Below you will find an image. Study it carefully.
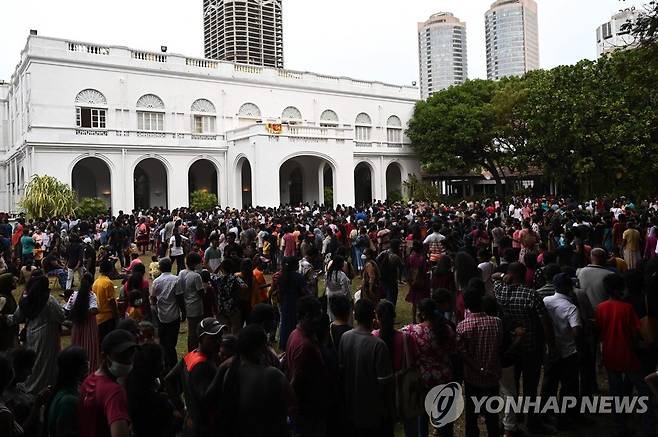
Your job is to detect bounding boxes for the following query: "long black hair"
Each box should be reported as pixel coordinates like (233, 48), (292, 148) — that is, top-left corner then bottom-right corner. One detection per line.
(376, 300), (396, 358)
(219, 325), (268, 434)
(19, 273), (49, 320)
(418, 298), (449, 346)
(70, 273), (95, 325)
(240, 258), (254, 290)
(327, 255), (345, 283)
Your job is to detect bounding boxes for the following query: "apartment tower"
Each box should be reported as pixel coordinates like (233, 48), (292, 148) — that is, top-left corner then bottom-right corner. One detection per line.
(418, 12), (468, 99)
(485, 0), (539, 80)
(203, 0), (284, 68)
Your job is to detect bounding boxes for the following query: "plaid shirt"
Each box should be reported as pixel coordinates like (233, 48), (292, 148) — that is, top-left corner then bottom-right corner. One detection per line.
(494, 280), (547, 352)
(457, 313), (503, 388)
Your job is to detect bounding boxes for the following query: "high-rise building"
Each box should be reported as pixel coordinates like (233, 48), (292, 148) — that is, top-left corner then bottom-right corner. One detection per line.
(596, 8), (641, 57)
(203, 0), (284, 68)
(417, 12), (468, 99)
(485, 0), (539, 80)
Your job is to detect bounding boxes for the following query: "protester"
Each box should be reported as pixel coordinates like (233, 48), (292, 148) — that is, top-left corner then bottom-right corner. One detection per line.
(340, 298), (395, 437)
(6, 274), (65, 393)
(94, 260), (120, 344)
(45, 346), (89, 437)
(66, 272), (100, 372)
(151, 257), (185, 369)
(285, 295), (328, 436)
(78, 329), (137, 437)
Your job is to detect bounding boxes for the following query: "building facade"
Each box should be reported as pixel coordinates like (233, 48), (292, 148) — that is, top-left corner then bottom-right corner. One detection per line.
(596, 8), (640, 57)
(203, 0), (284, 68)
(417, 12), (468, 99)
(485, 0), (539, 80)
(0, 35), (420, 214)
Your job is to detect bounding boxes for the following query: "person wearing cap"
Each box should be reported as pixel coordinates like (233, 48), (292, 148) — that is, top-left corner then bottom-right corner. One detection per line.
(540, 273), (582, 429)
(78, 329), (137, 437)
(165, 317), (225, 437)
(83, 235), (97, 275)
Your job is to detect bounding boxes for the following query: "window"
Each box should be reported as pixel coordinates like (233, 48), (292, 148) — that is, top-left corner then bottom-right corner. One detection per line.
(387, 115), (403, 144)
(354, 112), (372, 141)
(137, 111), (164, 131)
(320, 109), (339, 127)
(75, 89), (107, 129)
(191, 99), (217, 134)
(282, 106), (302, 123)
(238, 102), (261, 118)
(76, 107), (106, 128)
(193, 115), (216, 134)
(136, 94), (165, 131)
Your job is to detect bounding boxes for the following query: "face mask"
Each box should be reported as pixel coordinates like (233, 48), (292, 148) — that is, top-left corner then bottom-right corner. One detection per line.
(361, 254), (367, 260)
(108, 359), (133, 378)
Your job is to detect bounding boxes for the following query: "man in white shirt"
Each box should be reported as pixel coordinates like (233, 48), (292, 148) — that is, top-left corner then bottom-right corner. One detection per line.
(541, 273), (581, 428)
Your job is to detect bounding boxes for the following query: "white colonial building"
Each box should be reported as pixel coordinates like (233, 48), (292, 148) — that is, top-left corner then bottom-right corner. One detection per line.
(0, 35), (420, 214)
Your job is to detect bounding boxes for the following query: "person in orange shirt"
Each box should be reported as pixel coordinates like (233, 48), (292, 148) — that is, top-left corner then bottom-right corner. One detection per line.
(251, 257), (270, 307)
(93, 260), (119, 344)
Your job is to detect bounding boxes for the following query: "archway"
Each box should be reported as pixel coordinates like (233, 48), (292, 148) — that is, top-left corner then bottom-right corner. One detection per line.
(386, 163), (402, 201)
(188, 159), (218, 200)
(238, 158), (253, 208)
(354, 162), (373, 205)
(134, 158), (168, 209)
(279, 156), (335, 206)
(72, 157), (112, 207)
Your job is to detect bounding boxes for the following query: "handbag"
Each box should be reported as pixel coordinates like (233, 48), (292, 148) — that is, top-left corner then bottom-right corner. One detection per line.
(395, 333), (426, 420)
(640, 294), (658, 345)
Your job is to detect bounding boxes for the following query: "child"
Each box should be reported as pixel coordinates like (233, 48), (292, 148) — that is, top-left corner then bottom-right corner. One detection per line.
(149, 255), (161, 280)
(32, 243), (44, 268)
(138, 320), (157, 344)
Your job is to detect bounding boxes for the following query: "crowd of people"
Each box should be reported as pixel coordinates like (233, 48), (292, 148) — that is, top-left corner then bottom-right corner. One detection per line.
(0, 195), (658, 437)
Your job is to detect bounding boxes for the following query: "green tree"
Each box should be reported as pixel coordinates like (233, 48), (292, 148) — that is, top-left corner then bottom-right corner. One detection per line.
(76, 197), (108, 218)
(323, 187), (333, 207)
(189, 190), (217, 211)
(523, 44), (658, 196)
(19, 175), (77, 218)
(406, 79), (523, 194)
(403, 174), (441, 203)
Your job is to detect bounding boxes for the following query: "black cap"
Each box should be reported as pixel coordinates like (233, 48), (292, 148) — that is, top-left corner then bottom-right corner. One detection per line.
(197, 318), (227, 338)
(101, 329), (138, 354)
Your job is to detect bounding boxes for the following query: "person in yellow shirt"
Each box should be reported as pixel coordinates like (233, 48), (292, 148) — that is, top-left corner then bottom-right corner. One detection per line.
(93, 260), (119, 343)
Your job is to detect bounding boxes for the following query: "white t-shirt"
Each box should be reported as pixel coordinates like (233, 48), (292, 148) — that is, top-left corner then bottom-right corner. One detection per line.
(169, 235), (188, 257)
(65, 290), (98, 311)
(543, 293), (581, 359)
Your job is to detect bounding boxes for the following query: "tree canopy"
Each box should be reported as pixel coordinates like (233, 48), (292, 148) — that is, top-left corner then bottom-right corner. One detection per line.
(407, 35), (658, 197)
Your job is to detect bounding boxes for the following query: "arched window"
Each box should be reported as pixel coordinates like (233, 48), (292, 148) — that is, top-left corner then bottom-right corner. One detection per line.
(320, 109), (339, 127)
(75, 89), (107, 129)
(137, 94), (165, 131)
(354, 112), (372, 142)
(238, 103), (261, 118)
(282, 106), (302, 123)
(386, 115), (403, 145)
(190, 99), (216, 134)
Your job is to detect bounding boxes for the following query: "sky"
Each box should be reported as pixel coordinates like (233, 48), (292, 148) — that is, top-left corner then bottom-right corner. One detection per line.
(0, 0), (648, 85)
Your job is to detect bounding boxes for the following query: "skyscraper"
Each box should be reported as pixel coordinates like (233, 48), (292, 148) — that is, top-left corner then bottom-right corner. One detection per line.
(203, 0), (284, 68)
(485, 0), (539, 80)
(596, 8), (641, 57)
(418, 12), (468, 99)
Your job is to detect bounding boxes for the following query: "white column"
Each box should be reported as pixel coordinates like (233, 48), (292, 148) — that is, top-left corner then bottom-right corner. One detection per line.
(318, 162), (325, 206)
